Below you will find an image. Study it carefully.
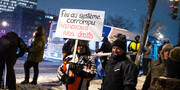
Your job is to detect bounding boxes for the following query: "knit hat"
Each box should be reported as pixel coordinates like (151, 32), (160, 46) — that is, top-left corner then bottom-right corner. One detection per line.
(169, 47), (180, 62)
(114, 33), (122, 38)
(112, 34), (126, 51)
(71, 40), (91, 55)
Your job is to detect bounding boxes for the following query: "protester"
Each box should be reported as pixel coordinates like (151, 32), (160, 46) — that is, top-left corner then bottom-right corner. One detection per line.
(57, 40), (96, 90)
(166, 47), (180, 79)
(142, 42), (152, 75)
(142, 44), (174, 90)
(101, 34), (139, 90)
(96, 36), (112, 69)
(0, 32), (27, 90)
(128, 35), (140, 62)
(21, 26), (45, 85)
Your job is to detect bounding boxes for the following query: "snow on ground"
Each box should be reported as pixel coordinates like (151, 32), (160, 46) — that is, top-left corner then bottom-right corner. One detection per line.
(1, 60), (146, 90)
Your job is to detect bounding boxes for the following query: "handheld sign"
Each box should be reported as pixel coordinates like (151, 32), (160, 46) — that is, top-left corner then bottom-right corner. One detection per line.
(55, 9), (105, 41)
(55, 9), (105, 76)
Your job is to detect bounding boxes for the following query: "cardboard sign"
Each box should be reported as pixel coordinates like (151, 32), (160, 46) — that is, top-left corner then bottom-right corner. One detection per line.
(55, 9), (105, 41)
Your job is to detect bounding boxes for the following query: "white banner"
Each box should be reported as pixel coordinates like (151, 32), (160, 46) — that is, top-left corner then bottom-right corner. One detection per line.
(55, 9), (105, 41)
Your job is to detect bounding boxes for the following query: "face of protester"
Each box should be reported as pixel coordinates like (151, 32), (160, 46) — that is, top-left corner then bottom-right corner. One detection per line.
(164, 50), (169, 60)
(135, 37), (140, 41)
(112, 46), (125, 56)
(77, 45), (86, 55)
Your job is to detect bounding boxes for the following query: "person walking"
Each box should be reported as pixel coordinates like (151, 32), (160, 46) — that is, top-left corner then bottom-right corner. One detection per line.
(101, 34), (139, 90)
(128, 35), (140, 62)
(57, 40), (96, 90)
(21, 26), (45, 85)
(96, 36), (112, 69)
(0, 32), (27, 90)
(142, 44), (174, 90)
(142, 42), (152, 75)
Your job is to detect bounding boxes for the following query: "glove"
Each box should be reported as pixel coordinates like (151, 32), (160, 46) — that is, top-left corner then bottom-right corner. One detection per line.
(69, 63), (84, 74)
(60, 74), (68, 84)
(65, 76), (75, 84)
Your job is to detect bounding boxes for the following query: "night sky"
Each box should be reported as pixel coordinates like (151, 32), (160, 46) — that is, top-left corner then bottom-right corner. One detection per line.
(37, 0), (179, 45)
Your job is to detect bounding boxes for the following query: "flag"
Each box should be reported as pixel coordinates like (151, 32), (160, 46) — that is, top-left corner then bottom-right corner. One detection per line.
(94, 56), (104, 79)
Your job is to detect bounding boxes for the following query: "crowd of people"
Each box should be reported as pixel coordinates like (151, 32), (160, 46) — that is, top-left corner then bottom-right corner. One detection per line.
(0, 26), (180, 90)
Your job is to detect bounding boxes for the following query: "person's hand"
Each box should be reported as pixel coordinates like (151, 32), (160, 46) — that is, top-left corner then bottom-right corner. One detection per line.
(65, 76), (75, 84)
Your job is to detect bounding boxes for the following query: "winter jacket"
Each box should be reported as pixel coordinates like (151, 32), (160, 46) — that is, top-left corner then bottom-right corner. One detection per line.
(128, 40), (140, 53)
(0, 32), (26, 90)
(57, 54), (96, 90)
(27, 30), (45, 62)
(101, 55), (138, 90)
(142, 44), (174, 90)
(142, 57), (167, 90)
(166, 47), (180, 79)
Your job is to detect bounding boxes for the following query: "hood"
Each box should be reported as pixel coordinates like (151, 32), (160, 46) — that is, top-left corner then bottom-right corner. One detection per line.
(169, 47), (180, 62)
(35, 26), (45, 36)
(160, 44), (174, 62)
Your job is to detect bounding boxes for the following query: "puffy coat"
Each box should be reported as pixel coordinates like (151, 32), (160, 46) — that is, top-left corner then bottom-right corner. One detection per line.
(101, 55), (138, 90)
(57, 54), (96, 90)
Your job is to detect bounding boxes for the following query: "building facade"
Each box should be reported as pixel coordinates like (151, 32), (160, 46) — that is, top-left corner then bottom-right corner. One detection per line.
(0, 0), (37, 13)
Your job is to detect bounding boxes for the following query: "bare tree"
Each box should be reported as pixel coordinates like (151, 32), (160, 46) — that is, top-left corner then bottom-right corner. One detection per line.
(139, 15), (166, 38)
(104, 15), (134, 30)
(135, 0), (157, 68)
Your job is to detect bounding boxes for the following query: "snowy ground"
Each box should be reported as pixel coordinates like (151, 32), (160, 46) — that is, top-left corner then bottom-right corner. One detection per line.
(2, 59), (146, 90)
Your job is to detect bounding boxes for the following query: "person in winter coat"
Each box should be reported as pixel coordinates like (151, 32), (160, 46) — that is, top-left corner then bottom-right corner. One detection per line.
(142, 44), (174, 90)
(166, 47), (180, 79)
(0, 32), (27, 90)
(57, 40), (96, 90)
(101, 34), (139, 90)
(128, 35), (140, 62)
(21, 26), (45, 85)
(96, 36), (112, 69)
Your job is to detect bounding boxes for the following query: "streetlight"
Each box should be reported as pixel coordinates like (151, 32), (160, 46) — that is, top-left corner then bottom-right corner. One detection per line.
(159, 34), (163, 39)
(2, 21), (8, 27)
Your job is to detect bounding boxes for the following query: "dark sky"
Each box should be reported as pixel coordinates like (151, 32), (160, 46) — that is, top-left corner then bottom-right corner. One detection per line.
(37, 0), (179, 45)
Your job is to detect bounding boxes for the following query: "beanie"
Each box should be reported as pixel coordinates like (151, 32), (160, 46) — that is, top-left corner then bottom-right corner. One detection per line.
(112, 34), (126, 51)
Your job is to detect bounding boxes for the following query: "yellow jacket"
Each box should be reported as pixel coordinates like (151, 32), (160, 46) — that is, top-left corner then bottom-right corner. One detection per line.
(128, 41), (140, 53)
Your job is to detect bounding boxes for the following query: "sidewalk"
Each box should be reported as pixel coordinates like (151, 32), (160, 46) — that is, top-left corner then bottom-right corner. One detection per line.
(7, 60), (145, 90)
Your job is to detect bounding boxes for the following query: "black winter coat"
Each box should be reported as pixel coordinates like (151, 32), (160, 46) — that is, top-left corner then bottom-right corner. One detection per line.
(101, 55), (138, 90)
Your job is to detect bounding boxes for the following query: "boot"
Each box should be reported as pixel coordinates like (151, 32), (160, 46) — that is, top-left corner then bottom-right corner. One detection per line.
(21, 80), (29, 84)
(30, 80), (37, 85)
